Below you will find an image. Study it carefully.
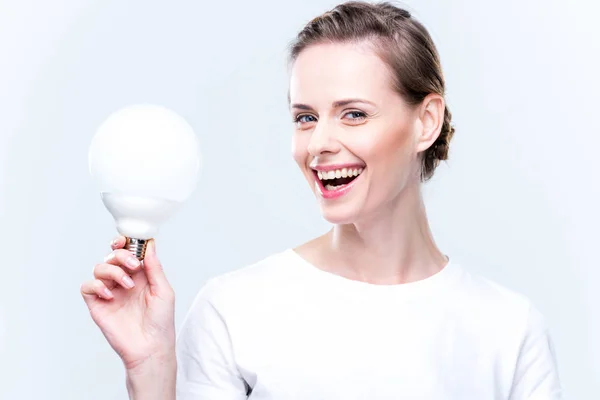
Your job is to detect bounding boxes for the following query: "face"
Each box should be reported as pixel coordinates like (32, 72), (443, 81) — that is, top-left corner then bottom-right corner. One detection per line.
(289, 41), (428, 225)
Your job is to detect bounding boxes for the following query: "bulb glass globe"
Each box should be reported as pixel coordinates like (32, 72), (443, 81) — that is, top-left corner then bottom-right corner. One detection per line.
(89, 104), (201, 258)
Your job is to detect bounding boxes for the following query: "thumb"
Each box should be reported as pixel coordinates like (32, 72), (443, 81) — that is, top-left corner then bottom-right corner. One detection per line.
(142, 239), (170, 295)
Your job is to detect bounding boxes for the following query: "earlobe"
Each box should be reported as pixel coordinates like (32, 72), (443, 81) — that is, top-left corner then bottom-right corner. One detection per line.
(416, 94), (445, 153)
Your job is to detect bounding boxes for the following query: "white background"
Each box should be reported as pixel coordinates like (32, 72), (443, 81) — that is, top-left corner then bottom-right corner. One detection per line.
(0, 0), (598, 398)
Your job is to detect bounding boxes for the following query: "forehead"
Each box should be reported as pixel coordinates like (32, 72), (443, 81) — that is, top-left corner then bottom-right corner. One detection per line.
(289, 42), (395, 105)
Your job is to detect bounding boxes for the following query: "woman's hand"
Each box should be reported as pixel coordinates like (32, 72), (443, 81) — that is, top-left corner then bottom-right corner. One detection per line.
(80, 237), (176, 372)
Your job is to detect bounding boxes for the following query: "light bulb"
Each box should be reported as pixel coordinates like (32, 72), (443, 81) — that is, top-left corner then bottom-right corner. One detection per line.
(89, 104), (201, 259)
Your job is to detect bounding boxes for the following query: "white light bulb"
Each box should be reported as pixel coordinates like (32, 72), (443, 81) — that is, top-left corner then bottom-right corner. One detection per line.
(89, 104), (201, 259)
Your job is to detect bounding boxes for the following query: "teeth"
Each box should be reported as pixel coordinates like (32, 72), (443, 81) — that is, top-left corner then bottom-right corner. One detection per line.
(325, 184), (336, 190)
(317, 167), (364, 180)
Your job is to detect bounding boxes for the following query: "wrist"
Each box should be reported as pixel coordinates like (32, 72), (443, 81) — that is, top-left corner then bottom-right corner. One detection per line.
(124, 345), (176, 373)
(124, 347), (177, 378)
(125, 350), (177, 400)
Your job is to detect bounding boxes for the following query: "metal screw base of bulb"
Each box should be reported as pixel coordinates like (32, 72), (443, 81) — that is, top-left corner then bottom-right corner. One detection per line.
(125, 237), (149, 260)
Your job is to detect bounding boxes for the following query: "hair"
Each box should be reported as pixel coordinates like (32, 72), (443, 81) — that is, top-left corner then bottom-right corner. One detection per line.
(287, 1), (455, 182)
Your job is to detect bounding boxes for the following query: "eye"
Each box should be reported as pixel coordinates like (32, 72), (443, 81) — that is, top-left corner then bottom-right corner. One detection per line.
(343, 110), (367, 122)
(293, 114), (317, 126)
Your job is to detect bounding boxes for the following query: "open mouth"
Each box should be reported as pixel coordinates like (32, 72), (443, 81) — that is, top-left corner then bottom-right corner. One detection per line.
(315, 167), (364, 191)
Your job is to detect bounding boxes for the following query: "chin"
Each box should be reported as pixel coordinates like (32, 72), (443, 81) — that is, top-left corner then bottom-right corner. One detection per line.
(318, 201), (363, 225)
(306, 169), (372, 225)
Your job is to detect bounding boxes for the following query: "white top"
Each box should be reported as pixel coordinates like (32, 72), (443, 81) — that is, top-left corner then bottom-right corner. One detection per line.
(176, 249), (563, 399)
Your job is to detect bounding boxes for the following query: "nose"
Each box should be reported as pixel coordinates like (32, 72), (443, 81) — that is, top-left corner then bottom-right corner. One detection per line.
(307, 120), (341, 157)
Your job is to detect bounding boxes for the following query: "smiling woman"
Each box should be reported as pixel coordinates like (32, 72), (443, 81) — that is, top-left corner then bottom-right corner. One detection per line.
(289, 37), (438, 223)
(174, 2), (563, 399)
(81, 1), (564, 399)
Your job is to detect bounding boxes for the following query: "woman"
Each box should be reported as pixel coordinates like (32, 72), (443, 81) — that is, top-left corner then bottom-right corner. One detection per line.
(80, 2), (563, 399)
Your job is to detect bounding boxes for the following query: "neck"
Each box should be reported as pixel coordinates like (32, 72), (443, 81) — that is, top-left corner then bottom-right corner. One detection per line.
(327, 181), (447, 284)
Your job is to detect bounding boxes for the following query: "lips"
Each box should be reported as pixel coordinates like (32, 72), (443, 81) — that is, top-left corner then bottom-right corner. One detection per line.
(311, 165), (365, 200)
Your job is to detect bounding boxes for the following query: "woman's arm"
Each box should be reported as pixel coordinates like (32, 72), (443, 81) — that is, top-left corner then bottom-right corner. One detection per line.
(176, 277), (249, 399)
(125, 350), (177, 400)
(508, 303), (563, 399)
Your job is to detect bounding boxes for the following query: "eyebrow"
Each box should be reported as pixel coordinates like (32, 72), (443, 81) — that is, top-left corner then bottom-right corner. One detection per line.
(290, 98), (376, 111)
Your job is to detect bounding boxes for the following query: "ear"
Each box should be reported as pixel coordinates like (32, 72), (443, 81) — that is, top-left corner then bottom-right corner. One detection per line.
(415, 94), (445, 153)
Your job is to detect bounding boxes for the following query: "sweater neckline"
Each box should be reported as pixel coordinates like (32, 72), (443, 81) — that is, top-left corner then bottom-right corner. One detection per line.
(285, 248), (464, 297)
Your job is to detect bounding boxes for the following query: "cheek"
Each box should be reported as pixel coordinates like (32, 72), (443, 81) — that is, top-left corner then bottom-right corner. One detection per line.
(354, 121), (415, 165)
(291, 131), (308, 167)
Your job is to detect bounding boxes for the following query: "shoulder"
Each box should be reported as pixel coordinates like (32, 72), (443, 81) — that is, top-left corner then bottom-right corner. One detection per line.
(179, 249), (299, 342)
(207, 248), (297, 289)
(451, 262), (550, 339)
(191, 249), (300, 310)
(458, 266), (532, 308)
(452, 265), (562, 397)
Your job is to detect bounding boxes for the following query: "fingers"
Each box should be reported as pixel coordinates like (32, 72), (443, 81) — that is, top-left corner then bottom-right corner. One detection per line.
(93, 263), (136, 291)
(86, 247), (141, 296)
(80, 236), (140, 306)
(142, 240), (174, 300)
(110, 235), (126, 251)
(104, 249), (142, 272)
(80, 279), (115, 302)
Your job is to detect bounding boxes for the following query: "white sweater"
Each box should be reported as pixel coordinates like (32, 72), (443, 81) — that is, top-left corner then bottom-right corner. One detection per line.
(176, 249), (563, 399)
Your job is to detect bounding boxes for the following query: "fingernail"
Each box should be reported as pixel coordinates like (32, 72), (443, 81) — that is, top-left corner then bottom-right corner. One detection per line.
(127, 257), (141, 268)
(104, 288), (113, 298)
(122, 275), (135, 288)
(111, 238), (119, 247)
